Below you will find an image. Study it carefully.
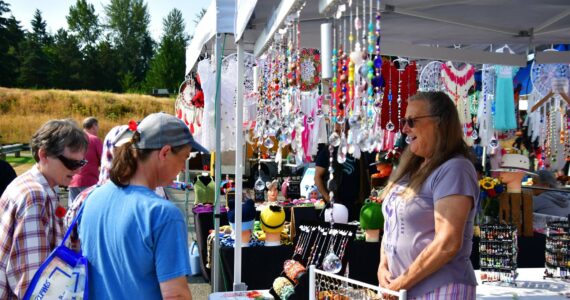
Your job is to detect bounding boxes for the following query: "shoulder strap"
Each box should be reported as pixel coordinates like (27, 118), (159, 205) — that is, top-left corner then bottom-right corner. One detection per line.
(60, 203), (85, 247)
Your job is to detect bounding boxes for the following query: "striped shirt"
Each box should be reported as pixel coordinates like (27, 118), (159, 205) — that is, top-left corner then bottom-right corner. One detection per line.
(0, 165), (64, 299)
(411, 282), (476, 300)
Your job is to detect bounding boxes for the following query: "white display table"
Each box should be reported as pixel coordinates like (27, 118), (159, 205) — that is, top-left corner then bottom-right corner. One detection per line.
(208, 290), (273, 300)
(476, 268), (570, 299)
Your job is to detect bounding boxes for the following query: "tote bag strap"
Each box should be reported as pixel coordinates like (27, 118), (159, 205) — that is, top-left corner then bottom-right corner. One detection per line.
(60, 202), (86, 247)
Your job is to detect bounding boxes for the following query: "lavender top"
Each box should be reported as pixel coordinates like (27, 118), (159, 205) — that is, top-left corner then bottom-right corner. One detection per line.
(382, 156), (479, 297)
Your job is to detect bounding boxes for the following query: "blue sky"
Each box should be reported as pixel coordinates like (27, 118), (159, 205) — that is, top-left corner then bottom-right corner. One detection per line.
(6, 0), (211, 40)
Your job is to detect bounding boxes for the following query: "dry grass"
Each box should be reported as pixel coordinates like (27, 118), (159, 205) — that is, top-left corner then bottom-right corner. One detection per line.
(0, 87), (174, 144)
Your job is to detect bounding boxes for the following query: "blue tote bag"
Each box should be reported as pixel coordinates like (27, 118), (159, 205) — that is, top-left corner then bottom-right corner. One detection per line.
(23, 205), (88, 300)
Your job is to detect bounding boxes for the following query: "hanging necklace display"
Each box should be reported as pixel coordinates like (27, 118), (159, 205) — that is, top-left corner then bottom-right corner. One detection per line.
(357, 0), (376, 154)
(385, 62), (395, 131)
(371, 0), (384, 151)
(327, 23), (340, 212)
(337, 28), (348, 164)
(561, 107), (570, 159)
(322, 229), (343, 273)
(328, 26), (341, 148)
(394, 57), (409, 131)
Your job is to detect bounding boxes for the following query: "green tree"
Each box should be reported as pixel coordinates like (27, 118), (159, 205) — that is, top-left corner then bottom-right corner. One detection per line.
(0, 1), (24, 87)
(92, 38), (121, 91)
(67, 0), (105, 89)
(67, 0), (100, 49)
(144, 8), (188, 92)
(45, 29), (83, 89)
(0, 0), (8, 26)
(105, 0), (154, 91)
(30, 9), (50, 44)
(18, 10), (51, 88)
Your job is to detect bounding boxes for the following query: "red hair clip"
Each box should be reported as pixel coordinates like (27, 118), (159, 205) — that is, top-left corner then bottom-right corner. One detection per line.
(128, 120), (138, 132)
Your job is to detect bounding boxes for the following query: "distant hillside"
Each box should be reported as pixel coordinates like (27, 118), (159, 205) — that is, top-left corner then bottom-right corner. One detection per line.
(0, 87), (174, 144)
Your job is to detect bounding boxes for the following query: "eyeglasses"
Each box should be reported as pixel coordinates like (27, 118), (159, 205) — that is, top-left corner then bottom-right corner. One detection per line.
(57, 155), (88, 171)
(399, 115), (439, 128)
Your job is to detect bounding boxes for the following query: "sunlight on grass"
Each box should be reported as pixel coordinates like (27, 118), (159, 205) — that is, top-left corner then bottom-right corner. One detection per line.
(0, 87), (174, 144)
(5, 156), (34, 165)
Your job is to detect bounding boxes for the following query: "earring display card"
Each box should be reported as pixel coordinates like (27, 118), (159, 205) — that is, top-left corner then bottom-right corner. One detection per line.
(479, 224), (518, 285)
(544, 220), (570, 279)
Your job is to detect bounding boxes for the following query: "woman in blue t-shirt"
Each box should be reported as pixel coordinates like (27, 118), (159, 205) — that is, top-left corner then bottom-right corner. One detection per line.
(378, 92), (479, 299)
(79, 113), (207, 299)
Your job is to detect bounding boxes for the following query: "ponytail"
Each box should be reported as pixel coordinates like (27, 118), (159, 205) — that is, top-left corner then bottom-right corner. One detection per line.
(109, 131), (153, 187)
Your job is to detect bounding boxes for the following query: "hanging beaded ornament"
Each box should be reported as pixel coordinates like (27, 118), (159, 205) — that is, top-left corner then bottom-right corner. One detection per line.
(299, 48), (321, 91)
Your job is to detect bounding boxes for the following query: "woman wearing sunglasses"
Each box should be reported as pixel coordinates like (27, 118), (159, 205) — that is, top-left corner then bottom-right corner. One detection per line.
(378, 91), (479, 299)
(78, 113), (206, 300)
(0, 119), (88, 299)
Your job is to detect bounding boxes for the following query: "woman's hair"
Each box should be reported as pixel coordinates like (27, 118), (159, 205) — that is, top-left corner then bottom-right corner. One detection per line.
(383, 91), (473, 199)
(109, 131), (188, 187)
(31, 119), (88, 162)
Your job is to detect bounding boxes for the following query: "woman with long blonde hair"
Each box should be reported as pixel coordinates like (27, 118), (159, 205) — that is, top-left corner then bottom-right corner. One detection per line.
(378, 92), (479, 299)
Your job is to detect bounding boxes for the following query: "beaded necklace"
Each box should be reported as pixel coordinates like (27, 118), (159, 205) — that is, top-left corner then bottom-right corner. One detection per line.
(365, 0), (375, 130)
(386, 63), (395, 131)
(348, 1), (355, 106)
(561, 107), (570, 159)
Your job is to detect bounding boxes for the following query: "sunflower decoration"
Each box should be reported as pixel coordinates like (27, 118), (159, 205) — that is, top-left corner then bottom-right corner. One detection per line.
(478, 176), (504, 220)
(479, 177), (496, 191)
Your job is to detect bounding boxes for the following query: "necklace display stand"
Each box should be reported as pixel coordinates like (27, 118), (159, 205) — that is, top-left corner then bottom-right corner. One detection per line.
(269, 222), (357, 300)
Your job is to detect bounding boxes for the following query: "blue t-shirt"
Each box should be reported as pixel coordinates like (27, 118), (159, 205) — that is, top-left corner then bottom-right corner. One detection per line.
(79, 182), (191, 299)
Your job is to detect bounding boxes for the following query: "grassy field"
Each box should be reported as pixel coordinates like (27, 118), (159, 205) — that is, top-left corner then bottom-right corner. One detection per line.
(0, 87), (175, 144)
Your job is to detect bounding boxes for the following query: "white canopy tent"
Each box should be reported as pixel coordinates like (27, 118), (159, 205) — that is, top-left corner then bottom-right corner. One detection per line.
(183, 0), (259, 293)
(184, 0), (570, 294)
(245, 0), (570, 66)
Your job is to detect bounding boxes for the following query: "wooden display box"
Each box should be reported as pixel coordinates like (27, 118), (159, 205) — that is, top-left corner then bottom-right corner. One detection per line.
(498, 191), (533, 237)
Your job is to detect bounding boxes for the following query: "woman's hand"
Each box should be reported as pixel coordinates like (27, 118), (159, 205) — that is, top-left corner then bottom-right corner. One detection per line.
(377, 263), (393, 288)
(386, 276), (404, 293)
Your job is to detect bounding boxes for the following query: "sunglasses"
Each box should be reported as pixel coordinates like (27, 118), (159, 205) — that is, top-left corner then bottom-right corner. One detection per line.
(57, 154), (88, 171)
(399, 115), (439, 128)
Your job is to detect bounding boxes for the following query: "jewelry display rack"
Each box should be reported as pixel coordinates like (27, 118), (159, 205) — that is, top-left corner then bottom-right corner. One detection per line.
(544, 219), (570, 279)
(479, 224), (518, 285)
(270, 222), (357, 300)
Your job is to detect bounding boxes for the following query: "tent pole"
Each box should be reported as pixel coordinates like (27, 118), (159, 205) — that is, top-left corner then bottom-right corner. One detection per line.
(212, 32), (225, 293)
(233, 41), (246, 291)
